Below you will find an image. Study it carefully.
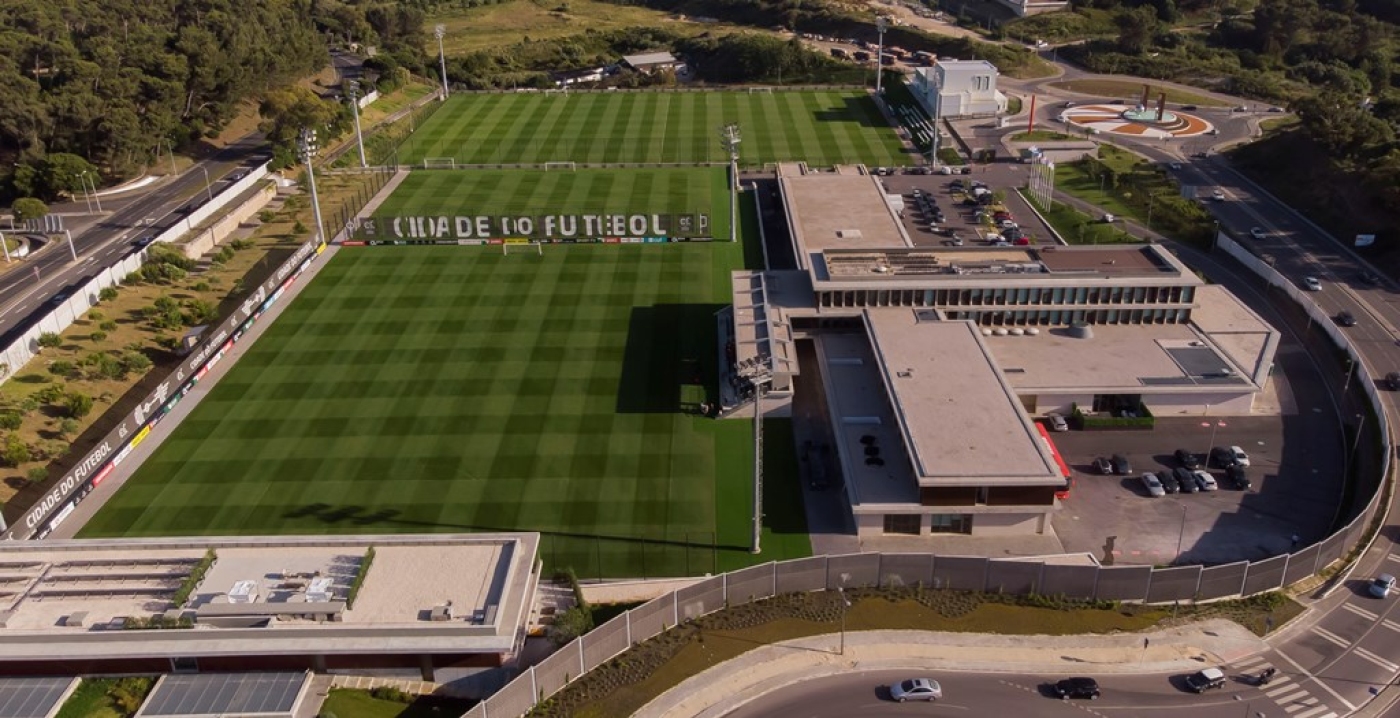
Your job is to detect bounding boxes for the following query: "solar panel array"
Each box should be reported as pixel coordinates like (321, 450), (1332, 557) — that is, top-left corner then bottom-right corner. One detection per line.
(138, 673), (307, 717)
(0, 678), (76, 718)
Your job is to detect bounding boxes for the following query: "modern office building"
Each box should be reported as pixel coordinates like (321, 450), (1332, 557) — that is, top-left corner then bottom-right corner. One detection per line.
(723, 165), (1279, 538)
(910, 60), (1008, 119)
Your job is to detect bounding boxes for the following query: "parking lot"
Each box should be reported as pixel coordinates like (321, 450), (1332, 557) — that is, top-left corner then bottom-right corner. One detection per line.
(877, 171), (1060, 248)
(1047, 415), (1340, 566)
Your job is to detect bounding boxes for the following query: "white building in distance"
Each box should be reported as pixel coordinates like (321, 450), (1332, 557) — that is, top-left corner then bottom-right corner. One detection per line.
(911, 59), (1007, 120)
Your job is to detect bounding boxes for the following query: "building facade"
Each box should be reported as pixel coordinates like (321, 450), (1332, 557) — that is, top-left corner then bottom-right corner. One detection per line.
(911, 60), (1007, 119)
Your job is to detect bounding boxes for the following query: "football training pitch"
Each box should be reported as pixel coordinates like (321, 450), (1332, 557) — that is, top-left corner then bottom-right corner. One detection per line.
(375, 167), (731, 241)
(398, 90), (909, 167)
(80, 238), (811, 576)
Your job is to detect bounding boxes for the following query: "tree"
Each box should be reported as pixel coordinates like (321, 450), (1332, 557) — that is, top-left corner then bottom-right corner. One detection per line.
(12, 198), (48, 222)
(36, 153), (97, 201)
(1115, 7), (1160, 55)
(1, 435), (30, 467)
(36, 332), (61, 349)
(58, 418), (78, 440)
(258, 87), (346, 163)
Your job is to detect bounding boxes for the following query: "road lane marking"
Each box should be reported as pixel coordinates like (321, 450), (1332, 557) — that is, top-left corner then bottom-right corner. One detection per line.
(1382, 618), (1400, 632)
(1310, 627), (1352, 648)
(1353, 646), (1399, 672)
(1293, 708), (1333, 718)
(1341, 603), (1379, 621)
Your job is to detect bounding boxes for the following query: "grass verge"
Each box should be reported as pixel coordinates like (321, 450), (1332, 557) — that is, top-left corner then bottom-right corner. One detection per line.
(1021, 190), (1136, 245)
(1054, 145), (1214, 247)
(54, 677), (155, 718)
(1048, 79), (1229, 107)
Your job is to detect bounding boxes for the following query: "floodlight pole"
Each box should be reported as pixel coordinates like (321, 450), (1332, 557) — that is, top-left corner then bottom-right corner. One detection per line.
(751, 379), (767, 554)
(299, 128), (328, 247)
(62, 229), (78, 262)
(75, 173), (93, 214)
(435, 25), (450, 100)
(720, 124), (741, 244)
(85, 172), (103, 213)
(347, 80), (368, 168)
(875, 16), (888, 96)
(162, 138), (178, 175)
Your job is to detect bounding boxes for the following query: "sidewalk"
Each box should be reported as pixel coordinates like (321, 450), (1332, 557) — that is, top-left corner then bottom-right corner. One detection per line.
(634, 620), (1266, 718)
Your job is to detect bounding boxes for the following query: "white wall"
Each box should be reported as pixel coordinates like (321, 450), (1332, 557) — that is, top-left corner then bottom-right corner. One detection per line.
(972, 512), (1045, 536)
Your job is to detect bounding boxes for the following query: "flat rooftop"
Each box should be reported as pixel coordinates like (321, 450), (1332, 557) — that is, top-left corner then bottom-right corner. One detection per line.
(865, 311), (1062, 486)
(0, 534), (537, 661)
(982, 323), (1252, 392)
(812, 245), (1200, 288)
(1187, 284), (1278, 382)
(779, 166), (909, 267)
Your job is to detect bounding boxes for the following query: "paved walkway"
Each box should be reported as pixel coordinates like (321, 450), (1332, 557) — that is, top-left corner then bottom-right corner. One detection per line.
(634, 620), (1266, 718)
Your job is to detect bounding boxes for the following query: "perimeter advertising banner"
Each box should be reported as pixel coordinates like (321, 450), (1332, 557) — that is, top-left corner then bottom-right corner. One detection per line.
(348, 213), (711, 243)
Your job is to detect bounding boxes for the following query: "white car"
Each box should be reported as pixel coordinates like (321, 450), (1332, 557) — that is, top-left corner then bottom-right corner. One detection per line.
(890, 678), (942, 702)
(1141, 472), (1166, 497)
(1211, 189), (1226, 201)
(1192, 470), (1218, 491)
(1303, 277), (1322, 291)
(1249, 227), (1267, 240)
(1372, 574), (1396, 598)
(1047, 413), (1068, 432)
(1228, 445), (1251, 467)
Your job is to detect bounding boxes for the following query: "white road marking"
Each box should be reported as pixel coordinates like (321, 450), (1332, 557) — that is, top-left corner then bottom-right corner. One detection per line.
(1275, 649), (1357, 710)
(1388, 552), (1400, 563)
(1381, 618), (1400, 633)
(1285, 697), (1320, 713)
(1342, 603), (1379, 621)
(1353, 646), (1399, 672)
(1266, 683), (1304, 699)
(1310, 627), (1352, 648)
(1234, 655), (1267, 668)
(1293, 707), (1334, 718)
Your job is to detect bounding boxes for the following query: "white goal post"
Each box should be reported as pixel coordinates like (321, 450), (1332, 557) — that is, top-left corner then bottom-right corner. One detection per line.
(543, 161), (576, 172)
(747, 86), (774, 94)
(501, 241), (545, 256)
(423, 157), (456, 169)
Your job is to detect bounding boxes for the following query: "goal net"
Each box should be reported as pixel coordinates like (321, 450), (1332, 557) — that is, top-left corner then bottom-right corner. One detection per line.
(501, 241), (544, 256)
(423, 157), (456, 169)
(543, 161), (576, 172)
(748, 86), (774, 94)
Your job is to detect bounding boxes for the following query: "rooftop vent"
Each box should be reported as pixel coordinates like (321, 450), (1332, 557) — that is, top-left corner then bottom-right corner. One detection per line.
(835, 229), (863, 240)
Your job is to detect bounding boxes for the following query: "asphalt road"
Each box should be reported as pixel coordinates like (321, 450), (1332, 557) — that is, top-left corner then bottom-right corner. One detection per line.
(0, 135), (270, 345)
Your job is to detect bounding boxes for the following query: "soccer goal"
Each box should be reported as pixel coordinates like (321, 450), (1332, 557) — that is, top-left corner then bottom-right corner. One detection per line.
(501, 241), (544, 256)
(747, 86), (774, 94)
(543, 161), (576, 172)
(423, 157), (456, 169)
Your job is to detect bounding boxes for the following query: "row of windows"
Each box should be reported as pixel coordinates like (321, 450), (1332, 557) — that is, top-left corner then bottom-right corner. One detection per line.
(946, 308), (1191, 326)
(818, 285), (1194, 309)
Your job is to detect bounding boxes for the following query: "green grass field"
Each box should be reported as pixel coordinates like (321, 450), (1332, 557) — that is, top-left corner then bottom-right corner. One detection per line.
(374, 167), (730, 241)
(397, 90), (909, 167)
(80, 226), (810, 576)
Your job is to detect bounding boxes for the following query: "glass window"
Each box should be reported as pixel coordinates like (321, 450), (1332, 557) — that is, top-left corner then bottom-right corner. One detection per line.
(929, 514), (972, 534)
(884, 515), (921, 535)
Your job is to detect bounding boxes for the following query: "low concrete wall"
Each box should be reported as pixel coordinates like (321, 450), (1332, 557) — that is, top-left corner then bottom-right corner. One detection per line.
(177, 183), (276, 260)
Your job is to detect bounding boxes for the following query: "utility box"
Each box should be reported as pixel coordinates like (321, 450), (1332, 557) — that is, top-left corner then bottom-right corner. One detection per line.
(228, 580), (258, 604)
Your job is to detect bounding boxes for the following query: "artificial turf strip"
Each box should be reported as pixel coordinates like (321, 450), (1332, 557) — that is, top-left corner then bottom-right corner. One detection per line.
(397, 90), (909, 167)
(79, 245), (811, 577)
(375, 167), (731, 242)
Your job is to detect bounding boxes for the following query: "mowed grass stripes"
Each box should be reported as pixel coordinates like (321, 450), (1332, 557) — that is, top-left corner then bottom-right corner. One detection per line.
(79, 245), (810, 576)
(399, 91), (908, 167)
(377, 168), (731, 241)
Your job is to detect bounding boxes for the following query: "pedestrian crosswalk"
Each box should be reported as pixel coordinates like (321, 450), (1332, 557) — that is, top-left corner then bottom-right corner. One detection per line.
(1233, 655), (1338, 718)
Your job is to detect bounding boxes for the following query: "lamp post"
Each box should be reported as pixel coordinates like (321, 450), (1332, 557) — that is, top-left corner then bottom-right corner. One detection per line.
(197, 165), (213, 203)
(1351, 412), (1367, 461)
(161, 138), (178, 175)
(875, 16), (888, 96)
(85, 172), (103, 212)
(1342, 357), (1356, 395)
(1202, 417), (1226, 463)
(837, 582), (852, 655)
(719, 124), (741, 244)
(75, 173), (93, 214)
(434, 25), (450, 100)
(347, 80), (368, 168)
(298, 128), (328, 247)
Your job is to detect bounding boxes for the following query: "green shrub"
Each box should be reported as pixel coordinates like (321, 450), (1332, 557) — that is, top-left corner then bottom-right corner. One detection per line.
(26, 466), (47, 484)
(66, 392), (94, 418)
(173, 550), (217, 607)
(37, 332), (61, 349)
(99, 286), (119, 301)
(120, 351), (152, 374)
(369, 686), (413, 703)
(98, 320), (117, 332)
(1, 435), (30, 467)
(0, 412), (21, 430)
(89, 330), (107, 342)
(346, 547), (375, 609)
(258, 210), (277, 223)
(47, 360), (75, 378)
(35, 385), (65, 403)
(87, 310), (104, 321)
(293, 220), (308, 234)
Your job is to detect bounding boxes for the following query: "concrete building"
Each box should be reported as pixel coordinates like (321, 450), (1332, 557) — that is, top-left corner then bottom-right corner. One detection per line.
(551, 66), (606, 88)
(994, 0), (1071, 16)
(911, 60), (1008, 119)
(721, 164), (1279, 538)
(622, 51), (681, 74)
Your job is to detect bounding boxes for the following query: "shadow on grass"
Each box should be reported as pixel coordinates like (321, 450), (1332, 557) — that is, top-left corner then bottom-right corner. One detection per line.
(615, 303), (723, 414)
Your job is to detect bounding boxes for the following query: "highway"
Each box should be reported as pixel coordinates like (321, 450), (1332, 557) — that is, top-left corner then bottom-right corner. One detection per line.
(0, 135), (270, 347)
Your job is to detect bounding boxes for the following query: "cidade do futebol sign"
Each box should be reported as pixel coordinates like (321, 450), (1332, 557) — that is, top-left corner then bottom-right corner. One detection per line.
(353, 213), (711, 241)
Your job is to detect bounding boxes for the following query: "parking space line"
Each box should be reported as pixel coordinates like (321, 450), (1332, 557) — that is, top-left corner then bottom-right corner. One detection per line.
(1341, 603), (1379, 621)
(1294, 708), (1334, 718)
(1383, 618), (1400, 632)
(1353, 646), (1399, 672)
(1387, 552), (1400, 563)
(1310, 627), (1352, 648)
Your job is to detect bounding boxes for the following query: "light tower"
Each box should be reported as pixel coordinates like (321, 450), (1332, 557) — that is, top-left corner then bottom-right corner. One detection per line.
(719, 124), (741, 244)
(875, 16), (888, 96)
(346, 80), (368, 168)
(434, 24), (450, 100)
(298, 128), (329, 248)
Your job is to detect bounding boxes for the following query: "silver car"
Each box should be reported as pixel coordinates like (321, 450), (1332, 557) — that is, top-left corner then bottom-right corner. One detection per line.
(1047, 412), (1068, 432)
(1192, 470), (1218, 491)
(1371, 574), (1396, 598)
(1140, 472), (1166, 497)
(890, 678), (942, 702)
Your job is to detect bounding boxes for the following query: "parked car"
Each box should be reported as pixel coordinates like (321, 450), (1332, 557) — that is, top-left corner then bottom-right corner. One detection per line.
(1249, 227), (1267, 240)
(1174, 467), (1199, 493)
(1052, 677), (1100, 700)
(1267, 106), (1285, 113)
(1386, 372), (1400, 391)
(1187, 667), (1227, 692)
(1046, 413), (1068, 432)
(1211, 189), (1226, 201)
(1370, 574), (1396, 598)
(1141, 472), (1166, 497)
(1192, 470), (1218, 491)
(890, 678), (942, 702)
(1168, 162), (1181, 170)
(1225, 463), (1251, 490)
(1337, 311), (1357, 327)
(1093, 457), (1113, 475)
(1174, 449), (1202, 470)
(1111, 454), (1132, 475)
(1303, 276), (1322, 291)
(1157, 469), (1180, 494)
(1227, 445), (1251, 467)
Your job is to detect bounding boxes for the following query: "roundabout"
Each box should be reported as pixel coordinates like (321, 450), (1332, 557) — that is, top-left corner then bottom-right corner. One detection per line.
(1059, 103), (1214, 139)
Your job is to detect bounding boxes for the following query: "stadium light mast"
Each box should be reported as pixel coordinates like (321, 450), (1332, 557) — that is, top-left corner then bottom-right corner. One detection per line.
(347, 80), (368, 168)
(298, 128), (328, 247)
(719, 123), (741, 244)
(875, 16), (888, 96)
(434, 24), (450, 100)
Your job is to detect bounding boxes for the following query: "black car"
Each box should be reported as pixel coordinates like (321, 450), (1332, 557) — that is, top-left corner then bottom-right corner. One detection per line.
(949, 180), (966, 191)
(1387, 372), (1400, 391)
(1337, 311), (1357, 327)
(959, 166), (972, 175)
(1360, 271), (1380, 285)
(1092, 457), (1113, 475)
(1157, 469), (1180, 494)
(1110, 454), (1132, 475)
(1174, 449), (1202, 469)
(1209, 446), (1235, 468)
(1053, 677), (1101, 700)
(1174, 467), (1198, 494)
(1180, 104), (1198, 111)
(1225, 463), (1251, 490)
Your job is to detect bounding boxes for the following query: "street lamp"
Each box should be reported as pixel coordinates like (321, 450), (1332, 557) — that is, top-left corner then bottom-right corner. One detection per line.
(1342, 357), (1356, 395)
(161, 138), (178, 175)
(719, 124), (741, 244)
(1351, 412), (1367, 460)
(347, 80), (368, 168)
(836, 580), (852, 655)
(1175, 503), (1188, 558)
(434, 25), (450, 100)
(75, 173), (93, 214)
(84, 172), (103, 212)
(874, 16), (888, 96)
(298, 128), (329, 247)
(1202, 417), (1226, 461)
(197, 165), (213, 203)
